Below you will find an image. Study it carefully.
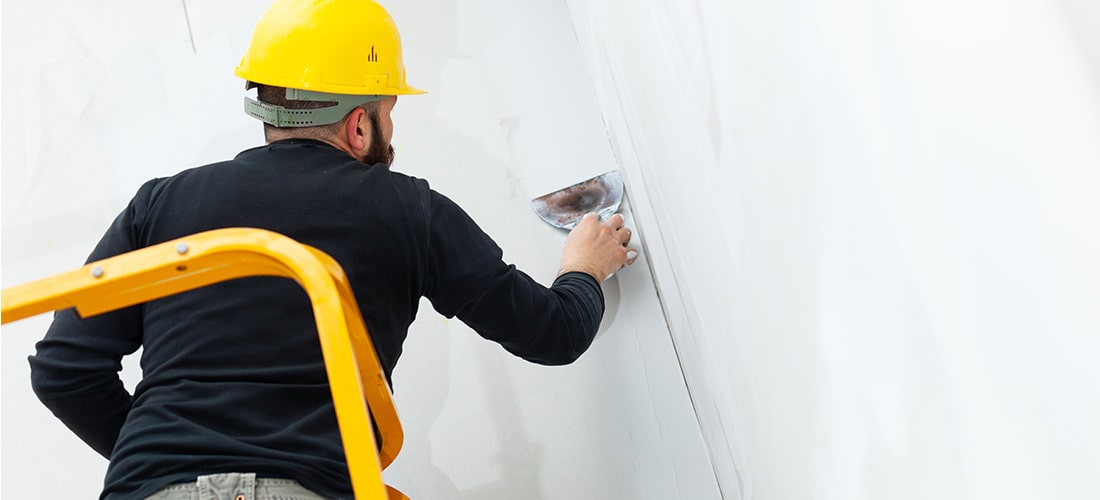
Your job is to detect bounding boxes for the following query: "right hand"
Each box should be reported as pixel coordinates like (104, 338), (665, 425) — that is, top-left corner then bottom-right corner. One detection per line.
(558, 213), (639, 282)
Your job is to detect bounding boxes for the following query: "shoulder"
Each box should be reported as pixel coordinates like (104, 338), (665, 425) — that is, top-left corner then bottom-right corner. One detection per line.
(371, 166), (434, 206)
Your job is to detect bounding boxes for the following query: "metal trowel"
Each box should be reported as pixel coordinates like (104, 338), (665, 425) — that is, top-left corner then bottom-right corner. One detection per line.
(531, 170), (624, 230)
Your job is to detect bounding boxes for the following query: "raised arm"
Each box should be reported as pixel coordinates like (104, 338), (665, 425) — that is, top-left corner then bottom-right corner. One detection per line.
(422, 191), (636, 364)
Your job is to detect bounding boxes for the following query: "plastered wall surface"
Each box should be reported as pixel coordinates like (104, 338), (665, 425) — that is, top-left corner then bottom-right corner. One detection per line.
(566, 0), (1100, 499)
(0, 1), (720, 499)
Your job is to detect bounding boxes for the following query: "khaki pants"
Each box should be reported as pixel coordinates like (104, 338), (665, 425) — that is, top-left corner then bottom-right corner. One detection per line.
(144, 472), (328, 500)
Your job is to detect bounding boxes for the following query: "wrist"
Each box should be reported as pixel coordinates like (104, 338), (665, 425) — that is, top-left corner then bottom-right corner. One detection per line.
(557, 264), (602, 282)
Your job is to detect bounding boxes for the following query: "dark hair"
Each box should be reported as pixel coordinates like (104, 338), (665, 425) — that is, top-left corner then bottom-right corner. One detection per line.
(256, 84), (371, 141)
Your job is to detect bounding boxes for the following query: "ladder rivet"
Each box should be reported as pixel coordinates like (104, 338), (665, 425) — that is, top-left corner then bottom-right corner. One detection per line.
(177, 242), (189, 255)
(91, 266), (104, 278)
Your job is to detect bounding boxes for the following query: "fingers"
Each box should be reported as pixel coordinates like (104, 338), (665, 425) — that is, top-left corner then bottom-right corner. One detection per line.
(577, 212), (600, 229)
(603, 214), (631, 246)
(606, 213), (625, 230)
(608, 213), (639, 275)
(625, 248), (639, 265)
(606, 248), (640, 281)
(615, 226), (632, 245)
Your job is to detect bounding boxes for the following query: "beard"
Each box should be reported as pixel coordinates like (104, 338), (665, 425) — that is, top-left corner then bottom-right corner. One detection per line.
(361, 108), (395, 166)
(362, 143), (395, 166)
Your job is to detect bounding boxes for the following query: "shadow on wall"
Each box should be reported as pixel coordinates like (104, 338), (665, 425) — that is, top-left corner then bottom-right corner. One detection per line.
(388, 319), (464, 498)
(464, 355), (547, 500)
(456, 280), (622, 500)
(388, 0), (561, 497)
(1055, 0), (1100, 94)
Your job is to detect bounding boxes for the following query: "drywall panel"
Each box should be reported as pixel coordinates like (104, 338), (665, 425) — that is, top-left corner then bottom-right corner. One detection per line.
(0, 1), (720, 499)
(565, 0), (1100, 499)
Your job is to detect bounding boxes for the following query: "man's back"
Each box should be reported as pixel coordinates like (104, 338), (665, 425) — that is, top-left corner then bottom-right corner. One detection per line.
(31, 139), (609, 499)
(117, 139), (437, 498)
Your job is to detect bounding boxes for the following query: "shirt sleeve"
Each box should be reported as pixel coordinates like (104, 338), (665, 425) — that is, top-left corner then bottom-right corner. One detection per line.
(27, 180), (156, 458)
(422, 190), (605, 365)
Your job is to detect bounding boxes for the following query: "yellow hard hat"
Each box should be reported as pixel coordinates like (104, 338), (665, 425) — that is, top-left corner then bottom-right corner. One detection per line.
(235, 0), (425, 126)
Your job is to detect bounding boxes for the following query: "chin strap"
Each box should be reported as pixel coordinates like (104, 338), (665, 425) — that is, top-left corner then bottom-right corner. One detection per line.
(244, 88), (386, 127)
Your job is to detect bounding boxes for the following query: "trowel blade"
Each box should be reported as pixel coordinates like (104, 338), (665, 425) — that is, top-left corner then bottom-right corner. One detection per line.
(531, 170), (624, 230)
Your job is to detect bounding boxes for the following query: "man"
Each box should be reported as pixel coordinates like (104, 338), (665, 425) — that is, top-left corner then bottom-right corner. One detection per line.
(27, 0), (637, 499)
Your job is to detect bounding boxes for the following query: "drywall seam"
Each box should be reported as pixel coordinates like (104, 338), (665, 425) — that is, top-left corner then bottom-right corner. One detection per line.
(181, 0), (197, 54)
(559, 2), (743, 497)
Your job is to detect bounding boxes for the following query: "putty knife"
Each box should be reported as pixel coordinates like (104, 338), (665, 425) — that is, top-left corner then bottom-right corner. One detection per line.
(531, 170), (624, 230)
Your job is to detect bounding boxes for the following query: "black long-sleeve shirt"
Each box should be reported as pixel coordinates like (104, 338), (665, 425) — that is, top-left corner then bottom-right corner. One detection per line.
(28, 139), (604, 499)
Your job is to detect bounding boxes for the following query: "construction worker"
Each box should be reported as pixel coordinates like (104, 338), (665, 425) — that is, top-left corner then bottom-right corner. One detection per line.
(26, 0), (637, 499)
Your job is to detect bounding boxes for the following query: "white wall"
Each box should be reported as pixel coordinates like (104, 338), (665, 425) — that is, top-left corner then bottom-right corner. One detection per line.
(11, 1), (1100, 499)
(566, 0), (1100, 499)
(1, 1), (719, 498)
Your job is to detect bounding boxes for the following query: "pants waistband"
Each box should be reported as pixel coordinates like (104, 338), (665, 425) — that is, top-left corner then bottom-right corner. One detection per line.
(144, 473), (328, 500)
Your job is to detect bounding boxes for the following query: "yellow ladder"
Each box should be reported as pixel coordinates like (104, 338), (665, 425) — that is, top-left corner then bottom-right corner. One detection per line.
(2, 228), (406, 499)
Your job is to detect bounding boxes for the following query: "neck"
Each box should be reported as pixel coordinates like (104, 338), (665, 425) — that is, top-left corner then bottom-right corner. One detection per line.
(266, 132), (357, 159)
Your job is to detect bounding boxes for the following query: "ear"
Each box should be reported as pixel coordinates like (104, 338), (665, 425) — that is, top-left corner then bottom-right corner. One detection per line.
(344, 106), (369, 153)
